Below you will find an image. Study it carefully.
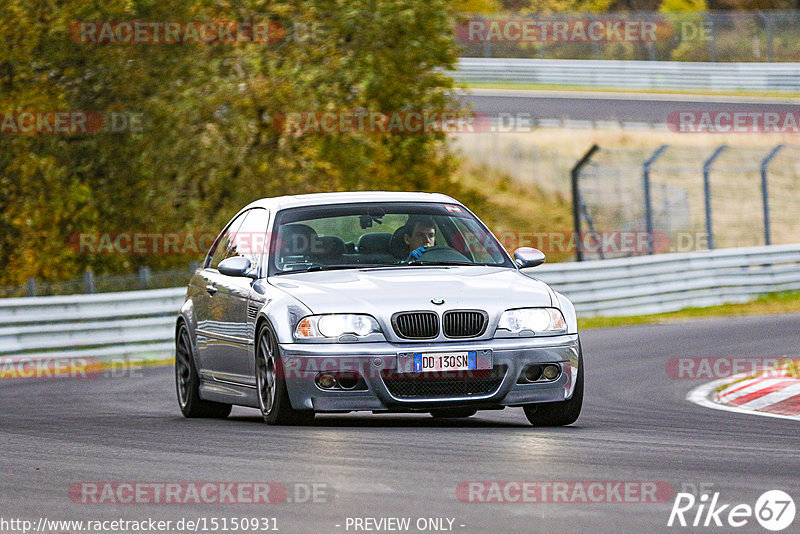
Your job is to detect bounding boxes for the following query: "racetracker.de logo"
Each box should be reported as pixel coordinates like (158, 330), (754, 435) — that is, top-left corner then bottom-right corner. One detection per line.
(69, 482), (287, 504)
(456, 481), (674, 503)
(456, 18), (673, 43)
(69, 21), (285, 44)
(274, 111), (489, 135)
(0, 357), (103, 379)
(666, 357), (787, 379)
(496, 230), (672, 256)
(668, 111), (800, 133)
(0, 111), (146, 134)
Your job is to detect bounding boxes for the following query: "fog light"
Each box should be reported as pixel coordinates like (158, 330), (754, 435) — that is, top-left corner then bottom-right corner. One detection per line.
(523, 365), (542, 382)
(316, 374), (336, 389)
(542, 365), (560, 380)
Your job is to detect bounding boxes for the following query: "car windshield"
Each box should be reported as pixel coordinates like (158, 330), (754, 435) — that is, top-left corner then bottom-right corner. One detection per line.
(268, 202), (514, 275)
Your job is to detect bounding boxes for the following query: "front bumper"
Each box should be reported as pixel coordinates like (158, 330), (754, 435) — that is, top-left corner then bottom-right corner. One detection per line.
(278, 334), (580, 412)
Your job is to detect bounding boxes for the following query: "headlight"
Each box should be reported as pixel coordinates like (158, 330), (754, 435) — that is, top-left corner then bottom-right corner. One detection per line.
(495, 308), (566, 337)
(294, 314), (382, 341)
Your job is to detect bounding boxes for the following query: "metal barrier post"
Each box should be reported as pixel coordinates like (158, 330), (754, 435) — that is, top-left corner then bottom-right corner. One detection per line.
(26, 278), (36, 297)
(757, 11), (775, 62)
(760, 144), (784, 246)
(702, 13), (717, 62)
(703, 145), (727, 250)
(571, 144), (600, 262)
(642, 145), (669, 255)
(139, 266), (151, 289)
(83, 270), (95, 294)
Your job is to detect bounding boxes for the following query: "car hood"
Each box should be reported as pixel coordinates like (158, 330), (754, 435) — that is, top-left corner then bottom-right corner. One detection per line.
(268, 266), (554, 317)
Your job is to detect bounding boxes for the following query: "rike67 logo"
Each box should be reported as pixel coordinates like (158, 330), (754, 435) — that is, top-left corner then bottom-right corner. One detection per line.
(668, 490), (795, 531)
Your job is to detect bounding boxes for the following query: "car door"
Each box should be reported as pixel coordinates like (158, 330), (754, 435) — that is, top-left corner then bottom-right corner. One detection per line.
(211, 207), (270, 382)
(194, 210), (249, 381)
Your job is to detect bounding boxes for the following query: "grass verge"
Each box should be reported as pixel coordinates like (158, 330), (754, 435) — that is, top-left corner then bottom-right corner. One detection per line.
(579, 290), (800, 330)
(452, 160), (575, 263)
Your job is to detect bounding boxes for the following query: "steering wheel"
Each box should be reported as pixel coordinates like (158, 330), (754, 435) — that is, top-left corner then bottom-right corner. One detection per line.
(406, 246), (470, 263)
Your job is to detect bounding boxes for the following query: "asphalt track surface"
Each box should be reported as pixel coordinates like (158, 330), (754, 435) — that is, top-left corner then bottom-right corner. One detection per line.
(462, 89), (800, 125)
(2, 312), (799, 534)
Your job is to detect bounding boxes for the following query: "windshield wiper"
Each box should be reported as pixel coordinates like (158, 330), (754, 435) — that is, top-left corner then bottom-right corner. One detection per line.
(405, 260), (475, 266)
(275, 264), (385, 275)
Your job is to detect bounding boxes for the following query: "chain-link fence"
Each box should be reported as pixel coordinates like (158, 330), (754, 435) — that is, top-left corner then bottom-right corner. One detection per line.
(457, 10), (800, 62)
(573, 144), (800, 260)
(0, 265), (197, 298)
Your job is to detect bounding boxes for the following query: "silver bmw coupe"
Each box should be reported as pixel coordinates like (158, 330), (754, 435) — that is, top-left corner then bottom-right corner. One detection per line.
(175, 192), (583, 426)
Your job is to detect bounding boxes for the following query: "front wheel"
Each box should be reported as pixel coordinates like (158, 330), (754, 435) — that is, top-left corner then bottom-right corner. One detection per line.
(175, 323), (231, 419)
(256, 323), (315, 426)
(523, 345), (583, 427)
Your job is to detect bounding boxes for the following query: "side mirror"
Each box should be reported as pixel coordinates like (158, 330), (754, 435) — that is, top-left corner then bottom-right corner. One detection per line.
(513, 247), (546, 269)
(218, 256), (256, 278)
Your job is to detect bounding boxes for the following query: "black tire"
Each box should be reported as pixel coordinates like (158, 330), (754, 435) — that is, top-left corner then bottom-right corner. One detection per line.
(256, 323), (315, 426)
(430, 408), (478, 418)
(523, 344), (584, 427)
(175, 322), (232, 419)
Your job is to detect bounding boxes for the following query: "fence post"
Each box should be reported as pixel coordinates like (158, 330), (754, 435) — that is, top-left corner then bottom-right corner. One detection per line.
(479, 15), (492, 58)
(26, 277), (37, 297)
(83, 269), (95, 294)
(139, 266), (151, 289)
(703, 145), (727, 250)
(760, 144), (784, 246)
(756, 11), (774, 62)
(702, 13), (717, 62)
(643, 145), (669, 255)
(571, 144), (600, 262)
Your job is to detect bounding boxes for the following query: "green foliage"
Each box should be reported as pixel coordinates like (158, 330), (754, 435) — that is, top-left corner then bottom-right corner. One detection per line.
(660, 0), (708, 10)
(0, 0), (463, 285)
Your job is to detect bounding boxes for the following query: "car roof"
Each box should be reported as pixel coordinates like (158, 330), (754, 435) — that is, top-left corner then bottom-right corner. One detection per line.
(240, 191), (461, 212)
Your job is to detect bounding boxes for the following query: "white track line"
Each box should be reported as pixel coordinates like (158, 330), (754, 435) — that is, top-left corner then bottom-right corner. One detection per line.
(686, 378), (800, 422)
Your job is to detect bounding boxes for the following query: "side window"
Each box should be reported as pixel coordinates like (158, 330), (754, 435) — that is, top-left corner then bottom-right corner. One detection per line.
(232, 208), (269, 272)
(205, 211), (248, 270)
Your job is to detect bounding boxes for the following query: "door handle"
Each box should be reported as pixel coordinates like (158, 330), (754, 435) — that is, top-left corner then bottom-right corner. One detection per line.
(205, 284), (218, 295)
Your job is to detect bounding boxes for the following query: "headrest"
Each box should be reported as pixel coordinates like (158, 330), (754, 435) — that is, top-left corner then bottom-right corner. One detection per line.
(358, 232), (393, 254)
(315, 236), (346, 260)
(278, 224), (318, 256)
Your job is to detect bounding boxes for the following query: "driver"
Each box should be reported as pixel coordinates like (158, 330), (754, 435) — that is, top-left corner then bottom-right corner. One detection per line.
(403, 215), (436, 260)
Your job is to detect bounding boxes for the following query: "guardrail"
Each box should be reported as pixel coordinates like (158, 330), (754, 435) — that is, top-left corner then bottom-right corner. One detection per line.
(528, 244), (800, 316)
(1, 244), (798, 364)
(0, 287), (184, 364)
(454, 58), (800, 92)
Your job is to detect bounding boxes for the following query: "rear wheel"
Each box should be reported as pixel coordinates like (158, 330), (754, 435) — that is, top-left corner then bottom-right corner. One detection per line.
(256, 323), (315, 426)
(430, 408), (478, 419)
(523, 345), (584, 427)
(175, 323), (232, 419)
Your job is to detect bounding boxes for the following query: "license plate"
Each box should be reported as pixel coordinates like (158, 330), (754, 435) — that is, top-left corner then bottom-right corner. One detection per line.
(413, 351), (477, 372)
